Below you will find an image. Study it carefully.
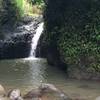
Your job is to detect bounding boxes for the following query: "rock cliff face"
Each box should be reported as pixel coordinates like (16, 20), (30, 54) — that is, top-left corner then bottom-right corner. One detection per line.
(41, 0), (100, 80)
(0, 0), (21, 26)
(0, 16), (42, 59)
(0, 35), (31, 59)
(0, 0), (22, 39)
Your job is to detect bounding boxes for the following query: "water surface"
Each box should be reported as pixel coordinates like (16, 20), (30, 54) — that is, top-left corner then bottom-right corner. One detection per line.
(0, 58), (100, 100)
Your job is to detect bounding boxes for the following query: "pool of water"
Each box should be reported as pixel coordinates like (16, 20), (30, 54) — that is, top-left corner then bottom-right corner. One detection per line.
(0, 58), (100, 100)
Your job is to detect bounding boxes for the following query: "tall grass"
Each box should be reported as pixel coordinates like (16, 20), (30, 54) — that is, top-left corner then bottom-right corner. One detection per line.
(23, 0), (43, 16)
(15, 0), (24, 16)
(15, 0), (44, 16)
(23, 0), (33, 15)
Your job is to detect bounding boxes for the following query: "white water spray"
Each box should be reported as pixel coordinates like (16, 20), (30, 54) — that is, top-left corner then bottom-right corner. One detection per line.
(29, 22), (44, 57)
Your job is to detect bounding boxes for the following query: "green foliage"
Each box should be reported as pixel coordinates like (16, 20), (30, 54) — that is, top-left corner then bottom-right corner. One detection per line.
(15, 0), (24, 16)
(0, 0), (44, 29)
(44, 0), (100, 74)
(0, 0), (24, 27)
(28, 0), (44, 5)
(27, 0), (45, 13)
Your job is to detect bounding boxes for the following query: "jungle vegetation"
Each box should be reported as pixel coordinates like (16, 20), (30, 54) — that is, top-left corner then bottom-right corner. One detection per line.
(43, 0), (100, 78)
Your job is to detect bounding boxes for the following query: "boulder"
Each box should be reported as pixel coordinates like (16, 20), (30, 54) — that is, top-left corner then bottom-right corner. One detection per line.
(39, 83), (71, 100)
(0, 16), (43, 59)
(23, 88), (42, 99)
(39, 83), (59, 93)
(0, 97), (8, 100)
(8, 89), (23, 100)
(24, 83), (71, 100)
(96, 96), (100, 100)
(0, 84), (6, 97)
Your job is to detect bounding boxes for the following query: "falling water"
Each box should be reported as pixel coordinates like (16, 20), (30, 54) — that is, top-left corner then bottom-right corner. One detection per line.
(29, 22), (44, 57)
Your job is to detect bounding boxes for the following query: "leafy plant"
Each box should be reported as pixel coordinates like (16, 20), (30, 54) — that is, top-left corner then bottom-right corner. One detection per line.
(44, 0), (100, 75)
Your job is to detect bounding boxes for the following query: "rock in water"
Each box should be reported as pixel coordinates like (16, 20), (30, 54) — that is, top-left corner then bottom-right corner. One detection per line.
(0, 97), (8, 100)
(8, 89), (23, 100)
(39, 83), (59, 93)
(23, 88), (42, 100)
(39, 83), (72, 100)
(59, 93), (72, 100)
(96, 96), (100, 100)
(24, 83), (71, 100)
(0, 84), (6, 97)
(23, 84), (57, 99)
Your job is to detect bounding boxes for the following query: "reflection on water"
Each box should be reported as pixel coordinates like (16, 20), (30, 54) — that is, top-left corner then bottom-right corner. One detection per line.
(0, 58), (100, 100)
(26, 58), (46, 86)
(0, 58), (47, 88)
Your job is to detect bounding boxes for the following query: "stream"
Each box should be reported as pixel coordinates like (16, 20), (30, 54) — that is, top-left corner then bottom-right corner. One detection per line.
(0, 58), (100, 100)
(0, 16), (100, 100)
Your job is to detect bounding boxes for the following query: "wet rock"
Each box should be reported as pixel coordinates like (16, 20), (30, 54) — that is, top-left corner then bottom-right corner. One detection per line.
(39, 83), (71, 100)
(24, 83), (71, 100)
(0, 97), (8, 100)
(19, 16), (35, 25)
(96, 96), (100, 100)
(71, 94), (87, 100)
(39, 83), (59, 93)
(0, 16), (43, 59)
(8, 89), (23, 100)
(0, 84), (6, 97)
(23, 88), (42, 99)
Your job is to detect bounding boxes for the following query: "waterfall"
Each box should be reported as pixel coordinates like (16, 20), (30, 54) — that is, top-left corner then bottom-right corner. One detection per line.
(29, 22), (44, 57)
